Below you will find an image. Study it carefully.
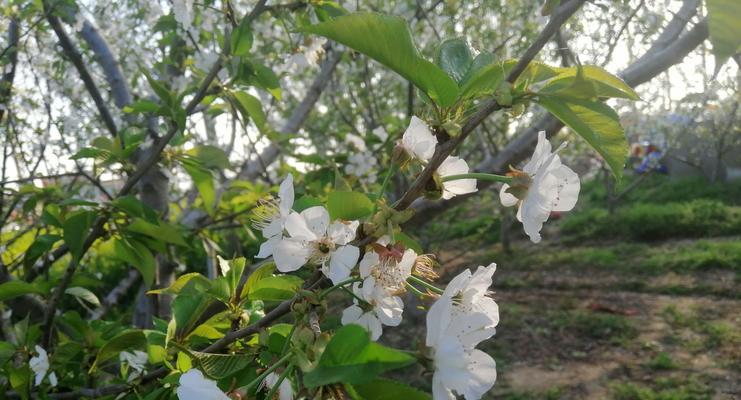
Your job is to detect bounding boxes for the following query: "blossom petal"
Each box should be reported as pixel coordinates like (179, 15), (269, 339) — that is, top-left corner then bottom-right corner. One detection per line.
(550, 166), (580, 212)
(460, 349), (497, 400)
(498, 184), (519, 207)
(299, 206), (330, 238)
(327, 220), (359, 245)
(432, 373), (456, 400)
(278, 174), (294, 215)
(341, 304), (364, 325)
(522, 131), (552, 175)
(273, 239), (313, 272)
(284, 212), (316, 240)
(177, 369), (230, 400)
(359, 252), (379, 278)
(326, 245), (359, 284)
(256, 236), (281, 259)
(438, 156), (477, 200)
(376, 295), (404, 326)
(426, 295), (453, 348)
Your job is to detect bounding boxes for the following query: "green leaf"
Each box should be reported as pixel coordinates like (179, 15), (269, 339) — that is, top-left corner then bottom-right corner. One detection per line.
(248, 275), (304, 301)
(172, 290), (213, 337)
(706, 0), (741, 70)
(186, 145), (230, 170)
(63, 210), (95, 261)
(126, 218), (187, 247)
(232, 91), (268, 134)
(224, 257), (246, 297)
(327, 191), (374, 220)
(247, 61), (282, 100)
(65, 287), (101, 307)
(23, 234), (61, 268)
(180, 157), (217, 215)
(538, 96), (628, 179)
(147, 272), (211, 295)
(190, 351), (254, 379)
(143, 71), (174, 107)
(303, 13), (459, 107)
(0, 281), (46, 302)
(0, 342), (16, 367)
(458, 59), (517, 100)
(353, 379), (431, 400)
(304, 324), (415, 387)
(123, 100), (160, 114)
(540, 65), (639, 100)
(100, 237), (157, 286)
(435, 38), (473, 84)
(91, 330), (146, 371)
(242, 262), (276, 299)
(231, 17), (253, 56)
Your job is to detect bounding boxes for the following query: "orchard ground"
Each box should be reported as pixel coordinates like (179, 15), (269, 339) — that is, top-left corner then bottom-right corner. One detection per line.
(380, 175), (741, 400)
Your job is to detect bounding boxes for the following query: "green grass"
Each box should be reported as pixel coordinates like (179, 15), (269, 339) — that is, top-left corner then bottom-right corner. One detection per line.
(579, 176), (741, 208)
(646, 352), (678, 370)
(560, 200), (741, 242)
(640, 240), (741, 272)
(610, 378), (712, 400)
(554, 311), (637, 344)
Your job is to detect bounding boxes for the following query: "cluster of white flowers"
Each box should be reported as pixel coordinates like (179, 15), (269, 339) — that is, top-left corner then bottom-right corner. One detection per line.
(399, 116), (478, 199)
(341, 243), (416, 340)
(29, 346), (57, 387)
(254, 174), (360, 285)
(426, 264), (499, 400)
(499, 131), (580, 242)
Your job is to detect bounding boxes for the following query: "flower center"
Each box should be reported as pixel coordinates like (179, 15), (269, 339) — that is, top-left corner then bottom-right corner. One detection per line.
(251, 197), (280, 230)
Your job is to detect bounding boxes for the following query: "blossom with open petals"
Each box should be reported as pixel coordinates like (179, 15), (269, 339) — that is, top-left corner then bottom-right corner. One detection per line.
(341, 277), (403, 340)
(431, 336), (497, 400)
(273, 206), (359, 284)
(177, 369), (229, 400)
(29, 346), (57, 387)
(425, 264), (499, 400)
(255, 174), (294, 258)
(499, 131), (580, 243)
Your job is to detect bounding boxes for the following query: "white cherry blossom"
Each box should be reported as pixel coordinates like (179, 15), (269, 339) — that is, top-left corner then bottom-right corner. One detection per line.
(401, 116), (438, 162)
(425, 264), (499, 400)
(177, 369), (229, 400)
(431, 336), (497, 400)
(499, 131), (580, 243)
(29, 346), (57, 387)
(436, 156), (478, 200)
(359, 248), (415, 294)
(273, 206), (359, 284)
(341, 277), (403, 340)
(255, 174), (295, 259)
